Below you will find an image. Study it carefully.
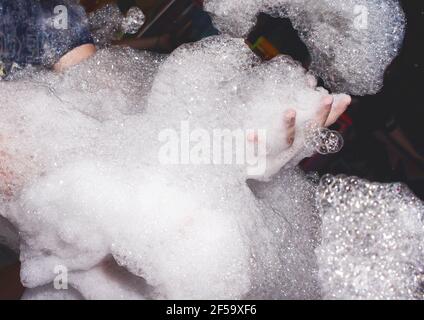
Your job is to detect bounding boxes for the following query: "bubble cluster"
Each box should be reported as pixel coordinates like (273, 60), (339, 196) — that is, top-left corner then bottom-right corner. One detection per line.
(0, 36), (332, 300)
(316, 175), (424, 300)
(88, 3), (124, 46)
(247, 168), (322, 299)
(304, 125), (344, 155)
(121, 7), (145, 35)
(88, 4), (146, 45)
(204, 0), (406, 95)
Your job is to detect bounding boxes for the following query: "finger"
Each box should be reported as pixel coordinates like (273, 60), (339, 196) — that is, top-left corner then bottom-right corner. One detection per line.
(284, 109), (297, 146)
(315, 95), (334, 127)
(306, 74), (318, 88)
(325, 94), (352, 127)
(247, 132), (258, 143)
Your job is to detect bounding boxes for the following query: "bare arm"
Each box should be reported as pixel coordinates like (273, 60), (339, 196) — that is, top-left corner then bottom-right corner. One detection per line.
(53, 44), (97, 72)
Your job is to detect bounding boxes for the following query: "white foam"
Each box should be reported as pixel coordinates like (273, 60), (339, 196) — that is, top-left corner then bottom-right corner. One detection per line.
(0, 36), (329, 299)
(204, 0), (406, 95)
(316, 175), (424, 299)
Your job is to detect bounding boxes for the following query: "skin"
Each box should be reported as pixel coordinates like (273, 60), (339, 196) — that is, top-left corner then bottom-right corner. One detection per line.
(53, 44), (97, 72)
(283, 94), (352, 146)
(248, 94), (352, 145)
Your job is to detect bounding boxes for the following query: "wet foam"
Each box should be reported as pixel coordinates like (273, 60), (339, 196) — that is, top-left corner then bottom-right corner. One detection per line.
(204, 0), (406, 95)
(316, 175), (424, 300)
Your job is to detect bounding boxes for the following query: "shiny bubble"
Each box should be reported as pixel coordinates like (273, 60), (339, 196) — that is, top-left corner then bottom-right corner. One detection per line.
(316, 175), (424, 300)
(121, 7), (145, 35)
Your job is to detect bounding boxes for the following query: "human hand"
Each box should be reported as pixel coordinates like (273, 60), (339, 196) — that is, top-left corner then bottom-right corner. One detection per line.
(283, 93), (352, 147)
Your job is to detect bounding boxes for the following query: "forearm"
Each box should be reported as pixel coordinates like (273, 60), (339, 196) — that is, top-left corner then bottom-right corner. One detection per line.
(53, 44), (97, 72)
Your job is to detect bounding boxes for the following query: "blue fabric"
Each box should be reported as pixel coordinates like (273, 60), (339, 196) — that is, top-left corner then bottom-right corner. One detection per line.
(0, 0), (93, 76)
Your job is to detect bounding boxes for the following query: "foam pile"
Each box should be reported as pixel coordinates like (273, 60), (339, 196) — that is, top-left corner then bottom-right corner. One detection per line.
(0, 36), (331, 299)
(316, 175), (424, 300)
(204, 0), (406, 95)
(88, 3), (124, 46)
(88, 3), (146, 46)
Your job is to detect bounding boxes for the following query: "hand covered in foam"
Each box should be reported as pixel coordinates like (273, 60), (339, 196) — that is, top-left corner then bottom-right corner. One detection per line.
(147, 36), (350, 181)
